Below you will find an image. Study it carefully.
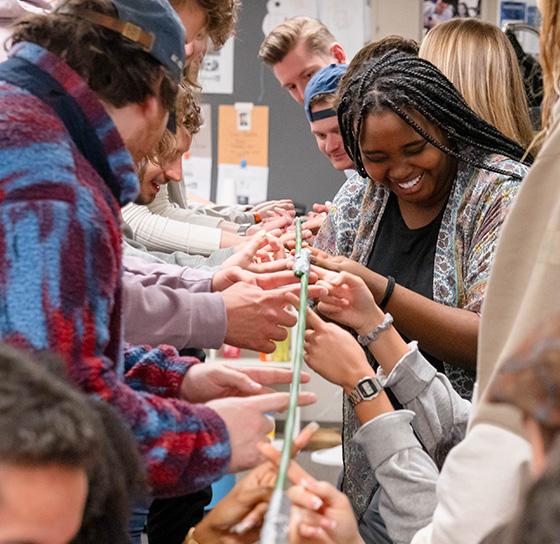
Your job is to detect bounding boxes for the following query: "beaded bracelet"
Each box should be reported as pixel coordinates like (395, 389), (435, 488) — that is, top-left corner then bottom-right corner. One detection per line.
(357, 313), (394, 347)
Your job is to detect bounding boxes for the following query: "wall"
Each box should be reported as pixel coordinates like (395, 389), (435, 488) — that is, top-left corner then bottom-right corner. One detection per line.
(203, 0), (346, 211)
(370, 0), (424, 41)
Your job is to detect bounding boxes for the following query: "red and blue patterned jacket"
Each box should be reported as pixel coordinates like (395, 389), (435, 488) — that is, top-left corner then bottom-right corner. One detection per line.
(0, 42), (230, 496)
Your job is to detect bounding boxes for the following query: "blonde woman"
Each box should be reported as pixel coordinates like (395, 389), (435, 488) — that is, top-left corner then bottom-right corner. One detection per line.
(420, 17), (535, 150)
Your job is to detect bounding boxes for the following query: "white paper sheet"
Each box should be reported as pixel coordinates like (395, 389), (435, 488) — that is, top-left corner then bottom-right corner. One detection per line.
(182, 156), (212, 201)
(217, 163), (269, 205)
(199, 38), (234, 95)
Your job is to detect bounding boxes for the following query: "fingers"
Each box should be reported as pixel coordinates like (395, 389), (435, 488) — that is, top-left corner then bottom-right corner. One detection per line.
(269, 316), (296, 332)
(257, 442), (312, 485)
(248, 258), (289, 273)
(304, 306), (325, 331)
(316, 302), (345, 319)
(312, 255), (339, 272)
(230, 498), (271, 535)
(287, 484), (325, 513)
(256, 270), (301, 290)
(246, 391), (317, 414)
(256, 339), (277, 354)
(293, 421), (320, 452)
(272, 283), (328, 300)
(309, 246), (331, 260)
(219, 366), (263, 395)
(239, 367), (311, 386)
(285, 292), (300, 308)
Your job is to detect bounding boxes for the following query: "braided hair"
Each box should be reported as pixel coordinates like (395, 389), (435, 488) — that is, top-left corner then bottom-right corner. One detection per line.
(337, 50), (532, 180)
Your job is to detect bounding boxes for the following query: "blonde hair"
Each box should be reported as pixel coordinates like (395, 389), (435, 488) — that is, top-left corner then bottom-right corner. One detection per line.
(538, 1), (560, 138)
(258, 16), (335, 66)
(420, 18), (535, 151)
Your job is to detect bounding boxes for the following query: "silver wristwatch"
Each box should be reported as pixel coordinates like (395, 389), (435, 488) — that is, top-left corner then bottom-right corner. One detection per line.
(348, 376), (383, 407)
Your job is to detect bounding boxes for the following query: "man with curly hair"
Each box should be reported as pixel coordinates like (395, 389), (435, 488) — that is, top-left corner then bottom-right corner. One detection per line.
(170, 0), (240, 52)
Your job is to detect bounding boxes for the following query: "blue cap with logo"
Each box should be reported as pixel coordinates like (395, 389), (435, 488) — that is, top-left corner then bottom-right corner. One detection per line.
(304, 63), (347, 122)
(112, 0), (186, 82)
(76, 0), (186, 83)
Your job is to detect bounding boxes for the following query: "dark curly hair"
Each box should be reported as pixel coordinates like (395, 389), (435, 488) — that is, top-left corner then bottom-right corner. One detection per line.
(9, 0), (178, 111)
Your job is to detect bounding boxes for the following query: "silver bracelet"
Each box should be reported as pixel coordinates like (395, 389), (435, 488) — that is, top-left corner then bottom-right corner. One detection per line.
(357, 313), (393, 346)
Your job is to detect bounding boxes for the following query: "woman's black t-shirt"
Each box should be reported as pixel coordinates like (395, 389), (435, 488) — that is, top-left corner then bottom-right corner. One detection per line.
(367, 191), (446, 373)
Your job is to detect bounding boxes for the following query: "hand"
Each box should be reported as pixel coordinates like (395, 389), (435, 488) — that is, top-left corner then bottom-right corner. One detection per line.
(222, 282), (328, 353)
(310, 248), (366, 278)
(207, 392), (317, 472)
(222, 235), (268, 270)
(288, 480), (363, 544)
(315, 271), (385, 335)
(312, 202), (331, 215)
(302, 213), (327, 235)
(246, 215), (293, 237)
(257, 440), (363, 544)
(213, 266), (322, 293)
(310, 250), (389, 302)
(181, 364), (311, 403)
(193, 423), (320, 543)
(286, 294), (373, 391)
(256, 232), (288, 262)
(281, 228), (313, 251)
(252, 199), (296, 218)
(224, 232), (288, 270)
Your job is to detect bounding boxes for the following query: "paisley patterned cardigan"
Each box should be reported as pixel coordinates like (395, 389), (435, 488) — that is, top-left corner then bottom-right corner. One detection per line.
(314, 153), (528, 517)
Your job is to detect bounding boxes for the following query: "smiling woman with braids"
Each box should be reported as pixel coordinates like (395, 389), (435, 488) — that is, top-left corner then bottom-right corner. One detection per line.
(311, 50), (531, 527)
(314, 50), (530, 399)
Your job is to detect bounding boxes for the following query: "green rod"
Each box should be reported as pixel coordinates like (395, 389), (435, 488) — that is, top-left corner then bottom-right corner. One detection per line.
(274, 218), (309, 493)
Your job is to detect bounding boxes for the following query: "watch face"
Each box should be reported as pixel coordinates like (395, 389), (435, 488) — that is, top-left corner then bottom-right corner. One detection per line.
(358, 379), (378, 397)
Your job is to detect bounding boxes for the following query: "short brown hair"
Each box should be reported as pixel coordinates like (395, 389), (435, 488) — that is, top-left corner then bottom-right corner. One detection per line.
(308, 93), (335, 112)
(10, 0), (178, 111)
(170, 0), (240, 48)
(258, 16), (335, 66)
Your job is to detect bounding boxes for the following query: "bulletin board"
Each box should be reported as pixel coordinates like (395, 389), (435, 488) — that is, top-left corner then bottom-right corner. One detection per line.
(200, 0), (356, 210)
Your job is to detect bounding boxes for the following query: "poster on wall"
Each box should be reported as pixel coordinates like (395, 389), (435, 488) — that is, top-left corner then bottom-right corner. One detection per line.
(216, 104), (269, 205)
(198, 38), (234, 95)
(423, 1), (481, 31)
(182, 104), (212, 201)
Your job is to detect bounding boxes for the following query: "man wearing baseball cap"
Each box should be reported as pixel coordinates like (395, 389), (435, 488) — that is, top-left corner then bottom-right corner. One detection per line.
(0, 0), (314, 519)
(303, 63), (354, 174)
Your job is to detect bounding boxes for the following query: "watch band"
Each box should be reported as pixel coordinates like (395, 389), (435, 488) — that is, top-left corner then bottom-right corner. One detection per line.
(348, 376), (383, 407)
(184, 527), (201, 544)
(357, 313), (393, 347)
